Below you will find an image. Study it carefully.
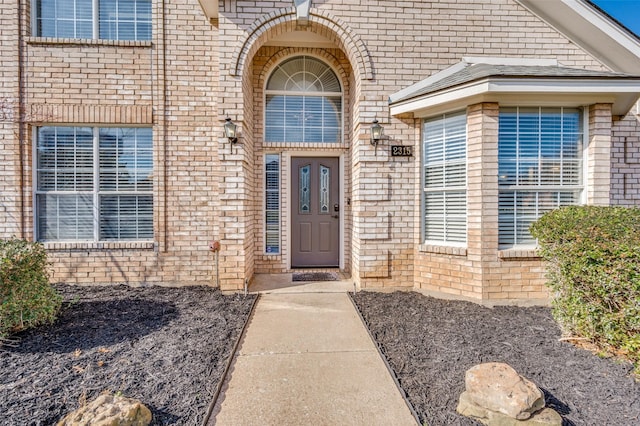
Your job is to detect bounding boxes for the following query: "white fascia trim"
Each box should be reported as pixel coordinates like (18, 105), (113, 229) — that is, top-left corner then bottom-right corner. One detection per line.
(567, 0), (640, 59)
(390, 78), (640, 117)
(197, 0), (218, 22)
(515, 0), (640, 73)
(391, 80), (491, 116)
(488, 78), (640, 93)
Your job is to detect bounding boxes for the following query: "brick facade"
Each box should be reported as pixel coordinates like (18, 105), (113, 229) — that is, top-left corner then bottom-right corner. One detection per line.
(2, 0), (640, 304)
(611, 112), (640, 205)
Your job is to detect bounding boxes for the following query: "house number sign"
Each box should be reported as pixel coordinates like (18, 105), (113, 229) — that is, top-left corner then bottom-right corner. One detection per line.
(391, 145), (413, 157)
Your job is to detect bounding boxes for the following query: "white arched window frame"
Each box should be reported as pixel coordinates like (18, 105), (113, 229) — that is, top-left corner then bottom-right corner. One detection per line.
(264, 56), (343, 144)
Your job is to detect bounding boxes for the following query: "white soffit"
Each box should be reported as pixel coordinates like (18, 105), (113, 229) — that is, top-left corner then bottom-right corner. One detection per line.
(390, 78), (640, 117)
(197, 0), (218, 23)
(516, 0), (640, 73)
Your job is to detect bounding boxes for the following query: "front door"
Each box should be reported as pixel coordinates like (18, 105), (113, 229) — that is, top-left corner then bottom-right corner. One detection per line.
(291, 157), (340, 267)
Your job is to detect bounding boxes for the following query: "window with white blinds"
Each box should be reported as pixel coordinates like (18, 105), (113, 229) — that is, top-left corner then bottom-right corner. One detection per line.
(35, 0), (93, 38)
(498, 107), (583, 248)
(98, 0), (152, 40)
(35, 0), (151, 40)
(423, 111), (467, 244)
(265, 56), (342, 143)
(264, 154), (280, 254)
(35, 126), (153, 242)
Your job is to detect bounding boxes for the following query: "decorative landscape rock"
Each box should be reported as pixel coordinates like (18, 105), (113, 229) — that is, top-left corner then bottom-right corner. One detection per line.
(457, 391), (562, 426)
(457, 362), (561, 425)
(57, 393), (152, 426)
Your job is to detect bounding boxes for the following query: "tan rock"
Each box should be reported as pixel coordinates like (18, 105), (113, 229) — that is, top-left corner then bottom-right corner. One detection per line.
(57, 393), (152, 426)
(457, 390), (490, 421)
(465, 362), (545, 420)
(457, 391), (563, 426)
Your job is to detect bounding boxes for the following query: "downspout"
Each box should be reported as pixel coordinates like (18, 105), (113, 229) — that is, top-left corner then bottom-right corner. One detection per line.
(17, 0), (25, 238)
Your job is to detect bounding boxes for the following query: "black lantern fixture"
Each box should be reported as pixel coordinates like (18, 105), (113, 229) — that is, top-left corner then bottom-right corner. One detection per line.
(370, 119), (383, 146)
(224, 117), (238, 144)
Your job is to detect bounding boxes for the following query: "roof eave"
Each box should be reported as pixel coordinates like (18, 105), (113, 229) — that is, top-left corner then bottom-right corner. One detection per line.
(390, 77), (640, 117)
(515, 0), (640, 74)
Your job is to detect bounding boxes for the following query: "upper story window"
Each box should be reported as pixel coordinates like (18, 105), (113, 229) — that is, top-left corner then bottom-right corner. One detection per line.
(422, 111), (467, 245)
(265, 56), (342, 143)
(35, 0), (152, 41)
(35, 126), (153, 242)
(498, 107), (584, 248)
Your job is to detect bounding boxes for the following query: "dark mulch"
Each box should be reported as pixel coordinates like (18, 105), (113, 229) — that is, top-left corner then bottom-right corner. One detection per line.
(0, 285), (256, 426)
(351, 291), (640, 426)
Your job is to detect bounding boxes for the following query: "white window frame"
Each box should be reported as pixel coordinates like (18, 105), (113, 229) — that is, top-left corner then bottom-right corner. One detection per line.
(264, 55), (343, 144)
(422, 111), (468, 246)
(33, 126), (153, 242)
(32, 0), (152, 41)
(498, 106), (587, 249)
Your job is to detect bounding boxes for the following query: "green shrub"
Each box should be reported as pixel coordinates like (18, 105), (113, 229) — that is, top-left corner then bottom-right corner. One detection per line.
(0, 238), (62, 341)
(530, 206), (640, 371)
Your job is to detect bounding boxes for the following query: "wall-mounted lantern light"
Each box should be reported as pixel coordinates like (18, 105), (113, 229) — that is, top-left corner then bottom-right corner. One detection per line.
(370, 119), (383, 146)
(224, 117), (238, 144)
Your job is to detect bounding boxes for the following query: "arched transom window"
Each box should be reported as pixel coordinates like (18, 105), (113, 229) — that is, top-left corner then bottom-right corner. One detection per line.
(265, 56), (342, 143)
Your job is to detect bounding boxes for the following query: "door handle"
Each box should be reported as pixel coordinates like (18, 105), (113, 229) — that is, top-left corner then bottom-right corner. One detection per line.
(332, 204), (339, 218)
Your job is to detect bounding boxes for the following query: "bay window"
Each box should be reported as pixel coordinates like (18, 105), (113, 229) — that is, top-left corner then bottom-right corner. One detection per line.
(498, 107), (584, 248)
(35, 126), (153, 242)
(423, 111), (467, 245)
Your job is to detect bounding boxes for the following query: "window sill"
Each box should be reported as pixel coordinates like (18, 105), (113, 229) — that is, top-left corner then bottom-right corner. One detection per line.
(498, 248), (540, 260)
(42, 241), (156, 251)
(26, 37), (152, 48)
(419, 244), (467, 257)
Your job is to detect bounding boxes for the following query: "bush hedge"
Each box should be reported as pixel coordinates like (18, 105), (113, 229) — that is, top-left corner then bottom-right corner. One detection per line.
(530, 206), (640, 370)
(0, 238), (61, 341)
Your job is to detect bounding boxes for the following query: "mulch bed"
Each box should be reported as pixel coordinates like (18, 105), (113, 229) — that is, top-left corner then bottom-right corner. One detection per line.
(0, 285), (256, 425)
(351, 291), (640, 426)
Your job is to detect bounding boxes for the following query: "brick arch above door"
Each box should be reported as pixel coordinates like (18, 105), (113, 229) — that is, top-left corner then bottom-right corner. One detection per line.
(231, 7), (374, 81)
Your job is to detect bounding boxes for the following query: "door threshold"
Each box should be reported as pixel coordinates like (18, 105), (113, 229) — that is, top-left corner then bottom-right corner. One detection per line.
(249, 272), (353, 294)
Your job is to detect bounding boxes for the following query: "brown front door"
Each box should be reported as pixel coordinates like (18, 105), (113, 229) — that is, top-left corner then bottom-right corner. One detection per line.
(291, 157), (340, 267)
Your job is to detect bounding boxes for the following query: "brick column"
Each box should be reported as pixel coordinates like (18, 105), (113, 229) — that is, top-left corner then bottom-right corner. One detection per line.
(587, 104), (612, 205)
(353, 96), (416, 289)
(466, 103), (499, 300)
(213, 10), (254, 291)
(216, 134), (251, 291)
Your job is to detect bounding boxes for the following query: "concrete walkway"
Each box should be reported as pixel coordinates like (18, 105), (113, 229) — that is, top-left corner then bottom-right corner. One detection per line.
(208, 276), (417, 425)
